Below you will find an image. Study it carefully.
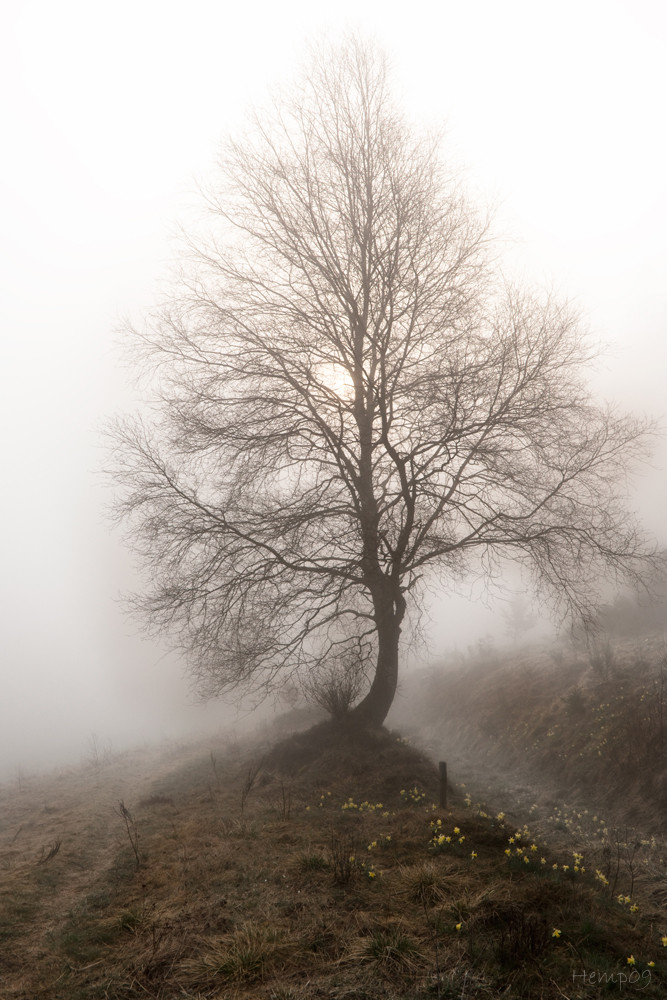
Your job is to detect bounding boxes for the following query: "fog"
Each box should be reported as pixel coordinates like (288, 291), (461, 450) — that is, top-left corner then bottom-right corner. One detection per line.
(2, 0), (666, 781)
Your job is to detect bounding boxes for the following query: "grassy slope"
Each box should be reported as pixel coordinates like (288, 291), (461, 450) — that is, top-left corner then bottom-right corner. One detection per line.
(1, 716), (666, 999)
(395, 634), (667, 834)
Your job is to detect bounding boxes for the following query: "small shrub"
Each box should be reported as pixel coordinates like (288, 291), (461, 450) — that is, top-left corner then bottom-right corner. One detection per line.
(303, 647), (370, 720)
(86, 732), (113, 770)
(240, 759), (263, 818)
(329, 830), (356, 884)
(115, 800), (141, 868)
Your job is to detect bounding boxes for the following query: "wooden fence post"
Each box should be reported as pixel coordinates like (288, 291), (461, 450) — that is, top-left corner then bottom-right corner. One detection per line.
(439, 761), (447, 810)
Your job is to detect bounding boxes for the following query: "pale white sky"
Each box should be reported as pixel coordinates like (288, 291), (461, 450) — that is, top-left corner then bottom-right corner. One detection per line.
(1, 0), (665, 774)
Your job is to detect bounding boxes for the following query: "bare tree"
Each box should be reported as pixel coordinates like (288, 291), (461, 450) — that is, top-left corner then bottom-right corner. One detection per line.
(111, 38), (656, 727)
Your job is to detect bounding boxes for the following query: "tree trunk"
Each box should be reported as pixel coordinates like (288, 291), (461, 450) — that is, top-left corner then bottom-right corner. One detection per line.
(349, 607), (401, 728)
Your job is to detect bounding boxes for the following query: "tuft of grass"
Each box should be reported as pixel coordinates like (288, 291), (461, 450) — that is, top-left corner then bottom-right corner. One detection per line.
(181, 922), (297, 985)
(399, 862), (448, 907)
(356, 923), (424, 973)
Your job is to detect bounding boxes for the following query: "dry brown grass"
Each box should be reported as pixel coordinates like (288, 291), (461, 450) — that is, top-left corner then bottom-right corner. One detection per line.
(400, 635), (667, 833)
(0, 717), (665, 999)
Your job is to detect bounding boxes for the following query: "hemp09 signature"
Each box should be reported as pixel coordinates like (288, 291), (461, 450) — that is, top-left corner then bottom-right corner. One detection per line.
(572, 969), (653, 990)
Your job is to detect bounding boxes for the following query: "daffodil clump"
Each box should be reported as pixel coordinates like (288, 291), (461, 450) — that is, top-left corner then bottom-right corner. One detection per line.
(469, 804), (506, 824)
(429, 819), (469, 855)
(399, 786), (427, 806)
(550, 855), (588, 879)
(616, 894), (641, 915)
(340, 797), (387, 814)
(347, 852), (382, 881)
(501, 825), (547, 871)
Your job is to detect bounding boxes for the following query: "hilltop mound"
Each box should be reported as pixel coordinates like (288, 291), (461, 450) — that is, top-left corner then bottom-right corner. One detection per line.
(264, 720), (440, 802)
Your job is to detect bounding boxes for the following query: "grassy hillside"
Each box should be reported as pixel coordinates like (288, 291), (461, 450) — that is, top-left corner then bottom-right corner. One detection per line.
(397, 634), (667, 834)
(1, 717), (665, 998)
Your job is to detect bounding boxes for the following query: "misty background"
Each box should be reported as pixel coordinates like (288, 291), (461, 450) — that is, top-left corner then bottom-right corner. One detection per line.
(1, 0), (665, 778)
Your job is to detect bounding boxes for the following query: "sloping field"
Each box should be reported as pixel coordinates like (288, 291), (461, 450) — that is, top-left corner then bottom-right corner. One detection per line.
(1, 715), (666, 998)
(398, 634), (667, 834)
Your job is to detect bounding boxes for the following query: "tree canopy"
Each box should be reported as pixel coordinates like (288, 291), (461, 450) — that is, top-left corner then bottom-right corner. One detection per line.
(111, 38), (655, 726)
